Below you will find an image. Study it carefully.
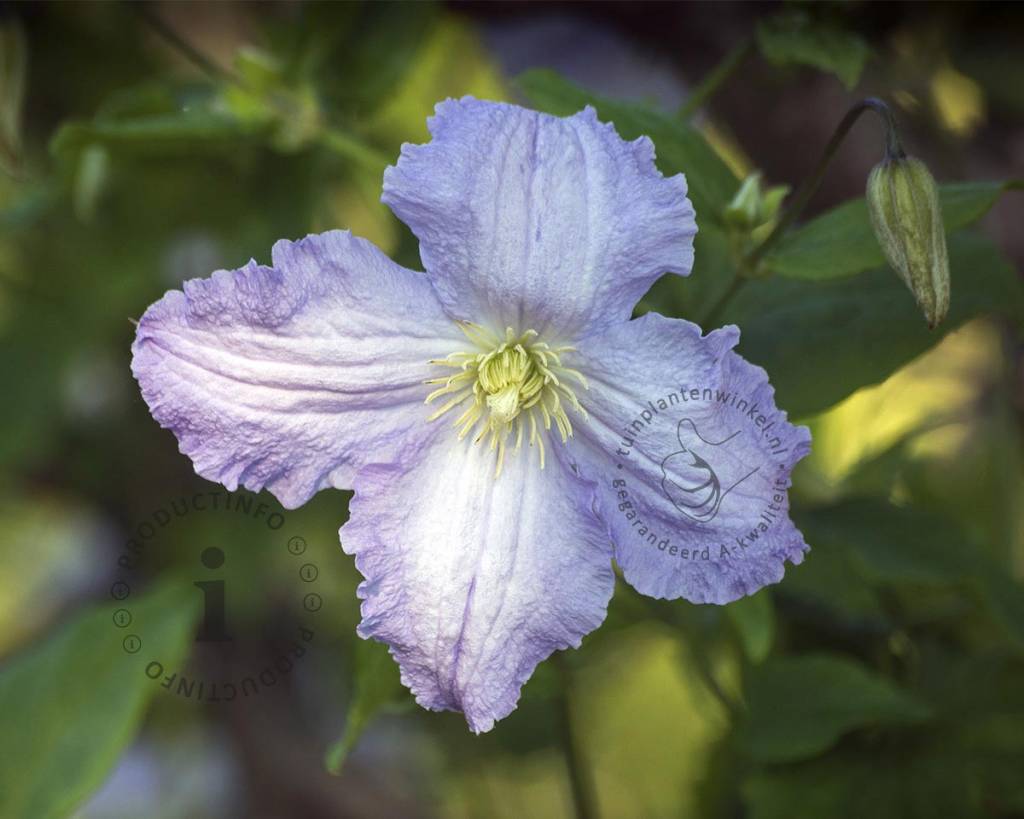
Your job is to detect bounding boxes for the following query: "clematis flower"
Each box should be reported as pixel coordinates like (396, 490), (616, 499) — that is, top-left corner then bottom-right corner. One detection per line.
(132, 98), (811, 733)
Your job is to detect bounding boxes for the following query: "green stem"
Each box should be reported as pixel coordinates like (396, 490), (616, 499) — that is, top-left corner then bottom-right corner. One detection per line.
(700, 273), (748, 328)
(678, 38), (754, 120)
(556, 655), (600, 819)
(319, 127), (391, 173)
(136, 3), (388, 175)
(745, 97), (904, 272)
(133, 4), (242, 85)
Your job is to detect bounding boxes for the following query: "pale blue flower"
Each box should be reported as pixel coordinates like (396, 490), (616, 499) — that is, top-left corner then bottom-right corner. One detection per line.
(132, 98), (810, 732)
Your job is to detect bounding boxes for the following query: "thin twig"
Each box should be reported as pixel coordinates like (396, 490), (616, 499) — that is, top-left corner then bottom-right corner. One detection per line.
(745, 97), (904, 272)
(700, 272), (748, 328)
(132, 3), (243, 85)
(678, 38), (755, 121)
(555, 654), (600, 819)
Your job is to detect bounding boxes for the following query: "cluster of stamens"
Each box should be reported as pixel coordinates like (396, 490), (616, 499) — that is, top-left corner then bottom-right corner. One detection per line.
(425, 322), (589, 476)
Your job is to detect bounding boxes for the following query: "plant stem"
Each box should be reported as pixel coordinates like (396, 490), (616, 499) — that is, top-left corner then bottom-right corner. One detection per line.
(319, 127), (391, 172)
(700, 273), (748, 328)
(556, 655), (599, 819)
(745, 97), (904, 272)
(133, 4), (242, 85)
(135, 2), (388, 175)
(678, 38), (755, 120)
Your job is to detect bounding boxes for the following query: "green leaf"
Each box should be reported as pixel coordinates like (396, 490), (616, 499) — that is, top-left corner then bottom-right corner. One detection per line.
(756, 12), (870, 90)
(516, 68), (739, 225)
(796, 498), (1024, 647)
(50, 111), (258, 161)
(0, 19), (27, 175)
(744, 648), (1024, 818)
(796, 499), (971, 585)
(743, 743), (983, 819)
(739, 654), (931, 763)
(766, 181), (1014, 280)
(0, 579), (200, 819)
(726, 588), (775, 664)
(324, 638), (411, 775)
(776, 533), (890, 631)
(724, 231), (1024, 417)
(639, 223), (735, 321)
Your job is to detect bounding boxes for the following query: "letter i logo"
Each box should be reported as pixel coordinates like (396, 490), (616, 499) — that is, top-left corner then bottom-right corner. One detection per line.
(194, 547), (232, 642)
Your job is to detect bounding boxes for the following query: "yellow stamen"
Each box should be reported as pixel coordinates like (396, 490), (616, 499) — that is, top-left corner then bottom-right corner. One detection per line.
(424, 322), (588, 477)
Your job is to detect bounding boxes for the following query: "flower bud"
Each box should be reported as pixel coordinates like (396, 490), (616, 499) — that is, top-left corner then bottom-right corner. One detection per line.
(866, 156), (950, 328)
(724, 172), (789, 232)
(724, 173), (764, 229)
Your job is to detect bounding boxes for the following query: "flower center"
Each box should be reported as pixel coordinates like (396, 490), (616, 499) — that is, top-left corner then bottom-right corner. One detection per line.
(425, 322), (588, 476)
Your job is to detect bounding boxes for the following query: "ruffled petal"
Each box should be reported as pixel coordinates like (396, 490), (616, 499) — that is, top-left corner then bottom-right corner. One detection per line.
(382, 97), (695, 339)
(131, 230), (464, 508)
(341, 425), (615, 733)
(566, 312), (811, 604)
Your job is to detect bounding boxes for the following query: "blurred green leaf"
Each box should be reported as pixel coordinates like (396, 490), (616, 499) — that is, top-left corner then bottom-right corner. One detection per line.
(756, 11), (870, 90)
(745, 646), (1024, 818)
(517, 68), (739, 225)
(368, 15), (505, 144)
(221, 47), (322, 153)
(0, 578), (200, 819)
(777, 535), (890, 631)
(766, 181), (1016, 280)
(739, 654), (931, 763)
(799, 499), (973, 584)
(640, 223), (736, 322)
(743, 742), (982, 819)
(71, 144), (109, 222)
(0, 19), (27, 176)
(727, 588), (775, 664)
(723, 231), (1024, 417)
(324, 637), (410, 775)
(50, 110), (258, 161)
(797, 498), (1024, 647)
(305, 1), (439, 117)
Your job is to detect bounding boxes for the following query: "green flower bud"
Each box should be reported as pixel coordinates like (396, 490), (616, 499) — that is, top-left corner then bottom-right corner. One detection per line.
(866, 156), (950, 328)
(724, 172), (790, 231)
(724, 172), (764, 229)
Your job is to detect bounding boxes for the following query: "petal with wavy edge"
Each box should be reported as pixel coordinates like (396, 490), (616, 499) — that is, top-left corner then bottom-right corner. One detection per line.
(566, 312), (811, 604)
(131, 230), (463, 509)
(383, 97), (696, 339)
(342, 425), (615, 733)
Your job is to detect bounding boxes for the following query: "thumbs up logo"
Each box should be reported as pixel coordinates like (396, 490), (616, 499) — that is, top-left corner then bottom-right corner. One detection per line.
(660, 419), (758, 523)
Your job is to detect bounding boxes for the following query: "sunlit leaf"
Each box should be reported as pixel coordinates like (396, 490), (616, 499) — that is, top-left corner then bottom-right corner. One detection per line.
(739, 654), (931, 763)
(0, 579), (200, 819)
(368, 16), (506, 144)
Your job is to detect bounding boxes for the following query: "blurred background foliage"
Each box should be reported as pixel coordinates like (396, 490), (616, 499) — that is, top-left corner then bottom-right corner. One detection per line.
(0, 2), (1023, 818)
